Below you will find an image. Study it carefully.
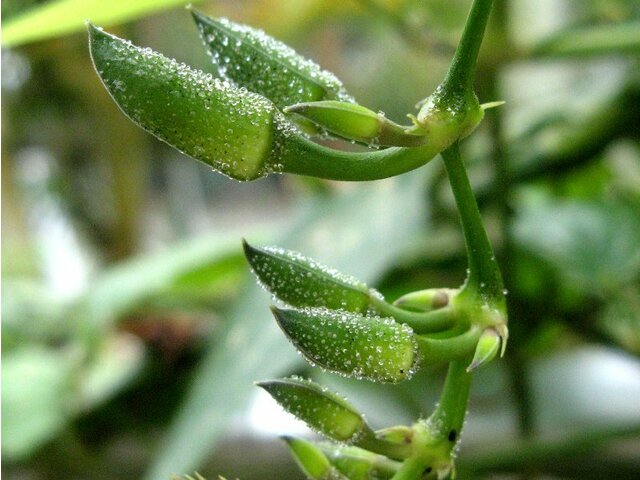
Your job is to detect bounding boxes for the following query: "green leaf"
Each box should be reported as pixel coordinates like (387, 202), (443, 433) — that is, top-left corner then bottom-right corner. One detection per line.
(89, 24), (285, 181)
(1, 0), (207, 47)
(191, 10), (354, 108)
(282, 437), (347, 480)
(532, 22), (640, 57)
(1, 347), (76, 460)
(257, 377), (369, 442)
(285, 101), (428, 147)
(271, 306), (418, 383)
(145, 169), (431, 479)
(243, 240), (371, 313)
(513, 200), (640, 293)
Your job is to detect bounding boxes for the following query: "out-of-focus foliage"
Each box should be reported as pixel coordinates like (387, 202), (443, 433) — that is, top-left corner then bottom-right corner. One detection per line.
(2, 0), (640, 479)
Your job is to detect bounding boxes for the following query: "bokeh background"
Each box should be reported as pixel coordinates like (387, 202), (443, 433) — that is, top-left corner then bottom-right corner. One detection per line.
(2, 0), (640, 479)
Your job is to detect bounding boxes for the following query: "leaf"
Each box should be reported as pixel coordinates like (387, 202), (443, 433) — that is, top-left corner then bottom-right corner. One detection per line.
(257, 377), (369, 442)
(191, 10), (354, 108)
(1, 346), (76, 460)
(82, 231), (246, 330)
(1, 0), (207, 47)
(532, 22), (640, 57)
(243, 240), (371, 313)
(513, 200), (640, 293)
(271, 306), (418, 383)
(144, 168), (431, 479)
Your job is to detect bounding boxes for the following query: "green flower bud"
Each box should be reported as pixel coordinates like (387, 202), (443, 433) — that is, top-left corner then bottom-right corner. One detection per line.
(88, 24), (289, 181)
(271, 306), (418, 383)
(191, 10), (353, 108)
(243, 240), (371, 313)
(374, 425), (414, 445)
(285, 101), (428, 147)
(466, 327), (501, 372)
(393, 289), (456, 312)
(257, 377), (370, 442)
(282, 436), (347, 480)
(319, 444), (400, 480)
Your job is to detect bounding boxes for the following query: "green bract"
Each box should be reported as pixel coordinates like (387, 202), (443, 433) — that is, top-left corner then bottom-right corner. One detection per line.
(243, 240), (371, 313)
(271, 307), (418, 383)
(467, 327), (501, 372)
(191, 10), (353, 108)
(257, 377), (369, 442)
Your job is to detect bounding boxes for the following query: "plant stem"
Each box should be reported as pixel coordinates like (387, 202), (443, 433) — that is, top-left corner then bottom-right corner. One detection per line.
(441, 0), (494, 95)
(441, 142), (504, 301)
(430, 360), (473, 439)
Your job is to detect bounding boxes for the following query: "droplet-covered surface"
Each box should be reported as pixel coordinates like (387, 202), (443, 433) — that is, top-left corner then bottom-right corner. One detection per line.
(89, 24), (282, 181)
(272, 307), (418, 383)
(259, 377), (366, 442)
(192, 11), (354, 108)
(244, 241), (371, 313)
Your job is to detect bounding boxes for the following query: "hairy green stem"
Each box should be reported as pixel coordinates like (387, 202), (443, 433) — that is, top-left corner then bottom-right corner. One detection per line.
(430, 360), (473, 439)
(441, 142), (504, 302)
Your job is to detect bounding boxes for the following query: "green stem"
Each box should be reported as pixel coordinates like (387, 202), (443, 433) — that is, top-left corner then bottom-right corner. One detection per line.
(441, 142), (504, 301)
(371, 297), (455, 333)
(441, 0), (494, 95)
(430, 360), (473, 440)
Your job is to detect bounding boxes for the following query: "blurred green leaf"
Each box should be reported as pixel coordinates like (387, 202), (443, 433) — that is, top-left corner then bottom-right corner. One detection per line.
(145, 168), (431, 479)
(513, 200), (640, 293)
(1, 0), (207, 47)
(76, 333), (146, 412)
(532, 22), (640, 57)
(1, 346), (77, 460)
(81, 232), (247, 329)
(598, 287), (640, 355)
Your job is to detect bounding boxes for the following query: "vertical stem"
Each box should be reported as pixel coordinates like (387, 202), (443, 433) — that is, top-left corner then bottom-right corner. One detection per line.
(430, 360), (473, 438)
(441, 0), (494, 94)
(441, 142), (504, 300)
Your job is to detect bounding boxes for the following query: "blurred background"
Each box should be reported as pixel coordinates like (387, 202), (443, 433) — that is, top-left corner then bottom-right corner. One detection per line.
(2, 0), (640, 478)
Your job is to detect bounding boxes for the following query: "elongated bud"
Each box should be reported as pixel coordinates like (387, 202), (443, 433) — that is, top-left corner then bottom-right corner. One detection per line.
(257, 377), (370, 442)
(243, 240), (371, 313)
(467, 327), (501, 372)
(271, 307), (418, 383)
(88, 24), (290, 181)
(320, 444), (401, 480)
(374, 425), (414, 445)
(282, 437), (347, 480)
(285, 101), (427, 147)
(191, 10), (353, 108)
(393, 289), (455, 312)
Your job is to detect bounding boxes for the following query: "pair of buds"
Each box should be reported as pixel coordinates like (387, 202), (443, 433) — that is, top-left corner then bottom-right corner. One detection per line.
(244, 241), (508, 383)
(89, 10), (502, 183)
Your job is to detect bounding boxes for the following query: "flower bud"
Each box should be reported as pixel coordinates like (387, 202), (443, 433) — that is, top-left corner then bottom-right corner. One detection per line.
(282, 436), (347, 480)
(243, 240), (371, 313)
(271, 307), (418, 383)
(191, 10), (353, 108)
(89, 24), (284, 181)
(257, 377), (369, 442)
(393, 288), (456, 311)
(285, 101), (427, 147)
(466, 327), (502, 372)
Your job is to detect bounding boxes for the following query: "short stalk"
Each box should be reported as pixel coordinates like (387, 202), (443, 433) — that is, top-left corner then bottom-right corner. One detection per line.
(430, 360), (474, 439)
(441, 142), (504, 303)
